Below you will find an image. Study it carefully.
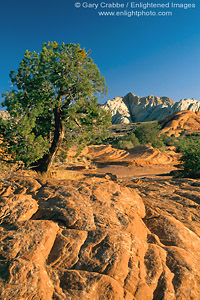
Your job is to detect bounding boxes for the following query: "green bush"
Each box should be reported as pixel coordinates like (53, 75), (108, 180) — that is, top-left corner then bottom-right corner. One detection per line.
(161, 134), (176, 147)
(160, 133), (200, 153)
(128, 133), (141, 147)
(112, 133), (140, 150)
(116, 140), (135, 150)
(134, 122), (165, 149)
(180, 143), (200, 178)
(176, 136), (200, 153)
(151, 137), (165, 149)
(112, 123), (200, 154)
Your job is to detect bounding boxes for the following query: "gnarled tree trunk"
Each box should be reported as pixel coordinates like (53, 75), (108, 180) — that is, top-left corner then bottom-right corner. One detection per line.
(31, 106), (64, 174)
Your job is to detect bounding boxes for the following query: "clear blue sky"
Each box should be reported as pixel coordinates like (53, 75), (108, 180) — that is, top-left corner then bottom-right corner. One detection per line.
(0, 0), (199, 104)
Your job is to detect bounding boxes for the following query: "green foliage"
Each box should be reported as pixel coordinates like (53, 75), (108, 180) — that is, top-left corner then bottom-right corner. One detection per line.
(0, 115), (49, 165)
(112, 123), (200, 154)
(134, 122), (161, 145)
(112, 123), (165, 150)
(151, 137), (165, 149)
(128, 133), (140, 146)
(61, 98), (111, 155)
(175, 136), (200, 153)
(0, 117), (8, 137)
(160, 133), (200, 153)
(180, 143), (200, 178)
(160, 134), (176, 147)
(1, 42), (111, 169)
(160, 133), (200, 178)
(112, 133), (140, 150)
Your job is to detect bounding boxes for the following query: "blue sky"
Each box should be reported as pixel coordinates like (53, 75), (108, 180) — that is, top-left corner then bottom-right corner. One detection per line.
(0, 0), (199, 104)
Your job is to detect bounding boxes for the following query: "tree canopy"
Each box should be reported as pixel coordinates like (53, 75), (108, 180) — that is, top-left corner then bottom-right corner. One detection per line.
(1, 41), (111, 173)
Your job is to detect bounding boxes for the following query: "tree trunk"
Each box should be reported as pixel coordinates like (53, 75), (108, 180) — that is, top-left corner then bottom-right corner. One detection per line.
(31, 106), (64, 174)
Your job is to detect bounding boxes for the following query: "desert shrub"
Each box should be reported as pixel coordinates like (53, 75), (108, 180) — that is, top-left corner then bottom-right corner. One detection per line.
(160, 133), (200, 154)
(116, 140), (135, 150)
(127, 133), (140, 147)
(180, 143), (200, 178)
(176, 136), (200, 153)
(176, 138), (190, 153)
(134, 122), (160, 144)
(113, 123), (166, 150)
(134, 122), (164, 148)
(161, 134), (176, 147)
(112, 133), (140, 150)
(151, 137), (165, 149)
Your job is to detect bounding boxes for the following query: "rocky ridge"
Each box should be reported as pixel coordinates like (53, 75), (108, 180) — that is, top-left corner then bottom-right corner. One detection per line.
(160, 110), (200, 137)
(1, 174), (200, 299)
(103, 93), (200, 124)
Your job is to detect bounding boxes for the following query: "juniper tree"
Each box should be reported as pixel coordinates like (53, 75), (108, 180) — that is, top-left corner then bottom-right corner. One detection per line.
(2, 42), (111, 173)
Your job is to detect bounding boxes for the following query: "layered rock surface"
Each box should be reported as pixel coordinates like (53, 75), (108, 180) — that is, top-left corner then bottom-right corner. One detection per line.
(161, 110), (200, 137)
(84, 144), (180, 166)
(1, 174), (200, 299)
(103, 93), (200, 124)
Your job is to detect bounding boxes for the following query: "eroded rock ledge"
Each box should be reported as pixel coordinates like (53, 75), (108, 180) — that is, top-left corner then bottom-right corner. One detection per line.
(0, 175), (200, 299)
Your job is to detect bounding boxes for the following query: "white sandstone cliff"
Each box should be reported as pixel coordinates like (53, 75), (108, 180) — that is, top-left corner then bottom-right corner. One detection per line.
(103, 92), (200, 124)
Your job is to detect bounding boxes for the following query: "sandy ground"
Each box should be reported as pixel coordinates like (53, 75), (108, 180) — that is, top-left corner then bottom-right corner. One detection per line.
(59, 163), (178, 181)
(63, 145), (180, 180)
(84, 164), (177, 179)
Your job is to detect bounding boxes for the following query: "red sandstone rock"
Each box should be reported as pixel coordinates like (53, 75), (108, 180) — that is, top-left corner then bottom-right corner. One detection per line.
(84, 144), (180, 166)
(0, 175), (200, 299)
(161, 110), (200, 137)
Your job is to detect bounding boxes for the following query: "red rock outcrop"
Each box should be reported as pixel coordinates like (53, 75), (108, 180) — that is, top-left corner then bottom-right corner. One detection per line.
(0, 174), (200, 299)
(161, 110), (200, 137)
(85, 145), (180, 166)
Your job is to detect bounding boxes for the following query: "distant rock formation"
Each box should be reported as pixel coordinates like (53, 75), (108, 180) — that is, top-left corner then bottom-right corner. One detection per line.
(104, 97), (131, 124)
(103, 92), (200, 124)
(173, 98), (200, 113)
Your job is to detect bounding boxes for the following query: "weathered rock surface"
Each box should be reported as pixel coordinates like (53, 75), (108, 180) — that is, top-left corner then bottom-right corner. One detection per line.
(126, 176), (200, 299)
(173, 98), (200, 113)
(0, 174), (200, 299)
(161, 110), (200, 137)
(104, 97), (131, 124)
(103, 92), (200, 124)
(84, 144), (180, 166)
